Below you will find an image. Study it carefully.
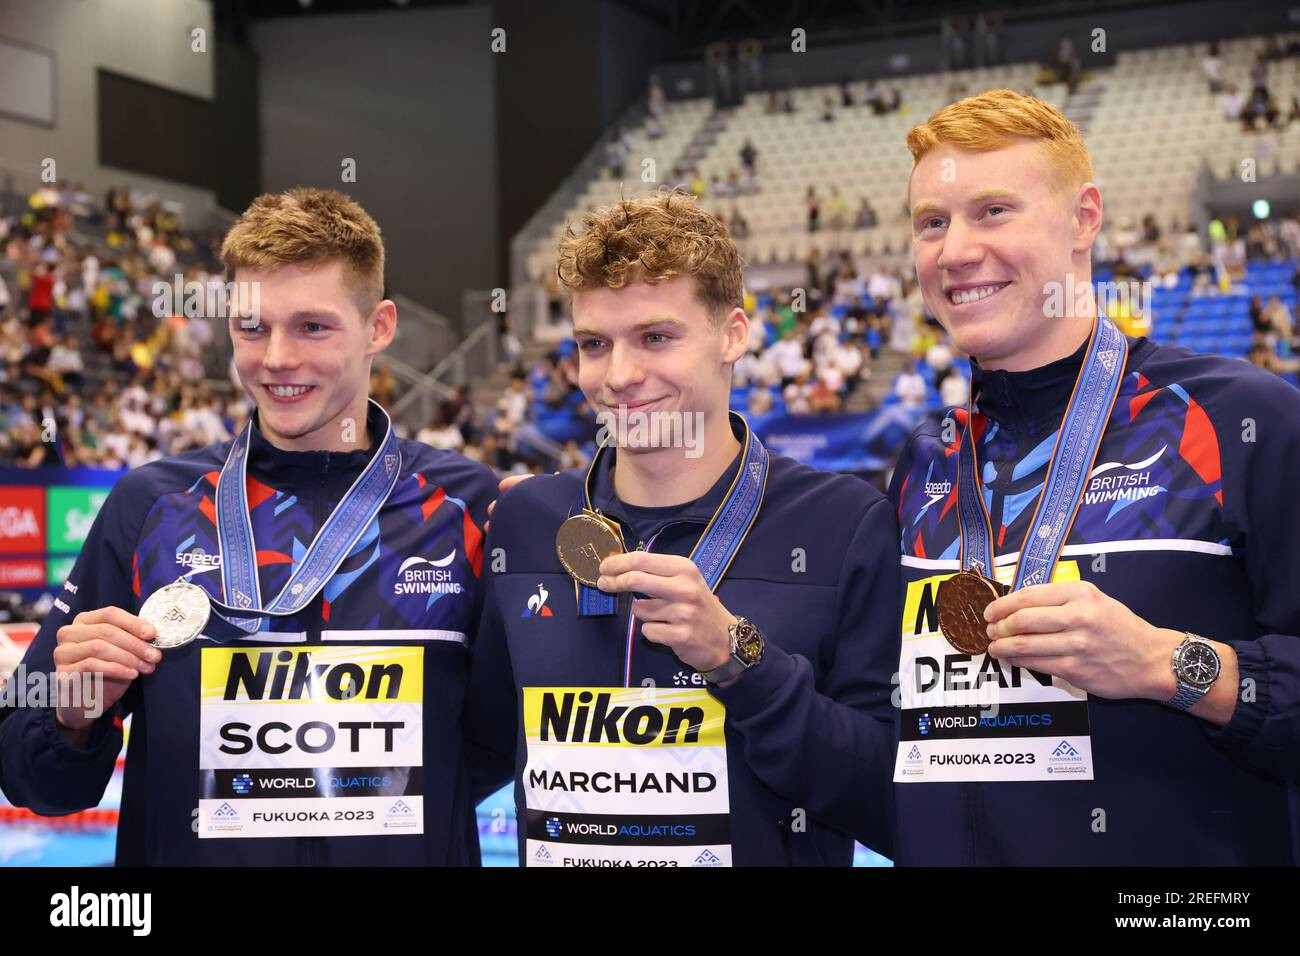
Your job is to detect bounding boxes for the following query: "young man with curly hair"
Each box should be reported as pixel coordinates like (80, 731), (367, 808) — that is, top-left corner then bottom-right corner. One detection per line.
(468, 191), (901, 866)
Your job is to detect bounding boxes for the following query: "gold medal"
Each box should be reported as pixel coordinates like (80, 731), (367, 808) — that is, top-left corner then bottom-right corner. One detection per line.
(555, 510), (626, 588)
(935, 570), (1008, 655)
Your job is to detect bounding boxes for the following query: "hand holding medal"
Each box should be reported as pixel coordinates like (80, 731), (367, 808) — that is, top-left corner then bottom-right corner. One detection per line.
(983, 578), (1198, 702)
(53, 605), (165, 732)
(938, 318), (1128, 660)
(553, 512), (739, 672)
(595, 550), (739, 673)
(54, 396), (405, 738)
(554, 412), (769, 675)
(933, 317), (1214, 707)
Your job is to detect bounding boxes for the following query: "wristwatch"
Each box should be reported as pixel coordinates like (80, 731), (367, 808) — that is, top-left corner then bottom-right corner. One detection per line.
(699, 617), (765, 684)
(1165, 632), (1221, 711)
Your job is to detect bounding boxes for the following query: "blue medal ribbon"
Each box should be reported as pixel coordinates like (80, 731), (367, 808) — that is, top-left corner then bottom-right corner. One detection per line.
(572, 411), (769, 615)
(956, 317), (1128, 589)
(206, 399), (403, 634)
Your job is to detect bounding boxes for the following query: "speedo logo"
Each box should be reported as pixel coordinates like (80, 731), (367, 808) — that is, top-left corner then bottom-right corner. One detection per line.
(223, 649), (404, 701)
(394, 551), (462, 596)
(176, 547), (221, 568)
(922, 479), (952, 510)
(539, 690), (704, 745)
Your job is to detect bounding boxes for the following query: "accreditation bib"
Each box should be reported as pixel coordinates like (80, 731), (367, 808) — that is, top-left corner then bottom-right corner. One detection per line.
(522, 687), (731, 867)
(893, 561), (1094, 783)
(197, 645), (425, 838)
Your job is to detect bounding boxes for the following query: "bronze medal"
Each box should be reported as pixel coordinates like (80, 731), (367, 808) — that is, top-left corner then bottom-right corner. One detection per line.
(555, 510), (626, 588)
(935, 570), (1009, 655)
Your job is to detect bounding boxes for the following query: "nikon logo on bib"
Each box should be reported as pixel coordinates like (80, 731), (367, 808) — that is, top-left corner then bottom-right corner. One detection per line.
(220, 648), (408, 702)
(536, 689), (723, 746)
(197, 646), (425, 838)
(523, 687), (731, 867)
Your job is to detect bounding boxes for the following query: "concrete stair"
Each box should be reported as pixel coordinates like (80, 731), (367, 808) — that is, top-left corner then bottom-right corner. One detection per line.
(678, 108), (734, 173)
(1061, 77), (1107, 133)
(844, 346), (912, 412)
(469, 334), (557, 420)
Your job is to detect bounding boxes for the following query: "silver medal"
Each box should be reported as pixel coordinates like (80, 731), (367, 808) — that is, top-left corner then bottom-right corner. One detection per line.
(139, 579), (211, 649)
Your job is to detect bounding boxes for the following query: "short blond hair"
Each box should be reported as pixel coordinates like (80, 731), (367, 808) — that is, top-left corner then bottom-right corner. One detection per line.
(906, 88), (1093, 192)
(556, 189), (742, 324)
(221, 187), (384, 316)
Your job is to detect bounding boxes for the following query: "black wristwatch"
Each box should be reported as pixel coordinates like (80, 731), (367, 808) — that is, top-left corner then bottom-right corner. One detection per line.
(699, 617), (765, 684)
(1165, 632), (1221, 711)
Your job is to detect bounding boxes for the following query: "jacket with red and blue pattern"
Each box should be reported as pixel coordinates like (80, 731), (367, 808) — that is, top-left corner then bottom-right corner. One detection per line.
(0, 404), (509, 865)
(888, 336), (1300, 865)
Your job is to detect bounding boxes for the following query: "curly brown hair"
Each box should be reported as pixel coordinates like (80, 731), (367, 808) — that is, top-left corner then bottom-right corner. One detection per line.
(556, 189), (743, 324)
(220, 187), (385, 317)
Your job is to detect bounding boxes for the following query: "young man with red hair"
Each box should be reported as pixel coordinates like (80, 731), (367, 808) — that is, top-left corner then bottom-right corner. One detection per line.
(891, 89), (1299, 864)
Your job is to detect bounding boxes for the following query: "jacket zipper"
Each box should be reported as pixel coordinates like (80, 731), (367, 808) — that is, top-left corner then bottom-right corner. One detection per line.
(610, 515), (745, 861)
(611, 514), (710, 687)
(777, 816), (795, 865)
(299, 460), (331, 867)
(969, 425), (1017, 865)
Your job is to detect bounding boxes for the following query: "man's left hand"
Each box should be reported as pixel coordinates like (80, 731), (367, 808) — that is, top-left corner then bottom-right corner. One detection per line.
(597, 551), (735, 674)
(985, 580), (1182, 701)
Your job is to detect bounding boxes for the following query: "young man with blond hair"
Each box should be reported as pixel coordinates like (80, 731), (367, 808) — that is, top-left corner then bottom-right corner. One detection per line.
(469, 190), (900, 866)
(891, 89), (1300, 864)
(0, 188), (509, 865)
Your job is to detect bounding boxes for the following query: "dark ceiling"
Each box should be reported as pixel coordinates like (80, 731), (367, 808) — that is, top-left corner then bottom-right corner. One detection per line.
(212, 0), (1193, 56)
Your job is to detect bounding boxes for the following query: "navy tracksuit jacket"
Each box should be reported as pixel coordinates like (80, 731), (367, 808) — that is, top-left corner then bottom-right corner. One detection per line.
(889, 338), (1300, 865)
(468, 430), (902, 866)
(0, 405), (509, 864)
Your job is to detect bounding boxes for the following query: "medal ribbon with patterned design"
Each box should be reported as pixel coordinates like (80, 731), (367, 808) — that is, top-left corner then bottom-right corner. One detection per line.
(207, 398), (403, 633)
(573, 411), (769, 615)
(955, 316), (1128, 590)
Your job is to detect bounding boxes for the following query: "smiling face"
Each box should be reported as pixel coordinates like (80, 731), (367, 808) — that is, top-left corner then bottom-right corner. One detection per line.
(910, 139), (1102, 371)
(572, 275), (748, 456)
(229, 260), (395, 451)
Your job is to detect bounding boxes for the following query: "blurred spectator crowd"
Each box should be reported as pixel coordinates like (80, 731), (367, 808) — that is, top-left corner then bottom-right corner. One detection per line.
(1207, 35), (1300, 132)
(2, 180), (1296, 478)
(0, 181), (248, 469)
(512, 208), (1300, 456)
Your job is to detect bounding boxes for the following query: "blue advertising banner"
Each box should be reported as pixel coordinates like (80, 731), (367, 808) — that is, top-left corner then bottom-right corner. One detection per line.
(752, 411), (910, 474)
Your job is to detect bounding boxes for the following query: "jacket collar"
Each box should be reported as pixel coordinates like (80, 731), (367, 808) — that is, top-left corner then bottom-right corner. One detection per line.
(246, 401), (385, 477)
(970, 335), (1090, 437)
(589, 415), (746, 525)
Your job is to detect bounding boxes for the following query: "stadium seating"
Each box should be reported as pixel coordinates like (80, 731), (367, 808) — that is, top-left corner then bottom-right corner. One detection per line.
(518, 34), (1300, 279)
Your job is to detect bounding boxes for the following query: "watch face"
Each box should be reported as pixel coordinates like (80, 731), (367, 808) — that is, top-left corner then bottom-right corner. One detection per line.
(733, 621), (764, 665)
(1177, 640), (1220, 689)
